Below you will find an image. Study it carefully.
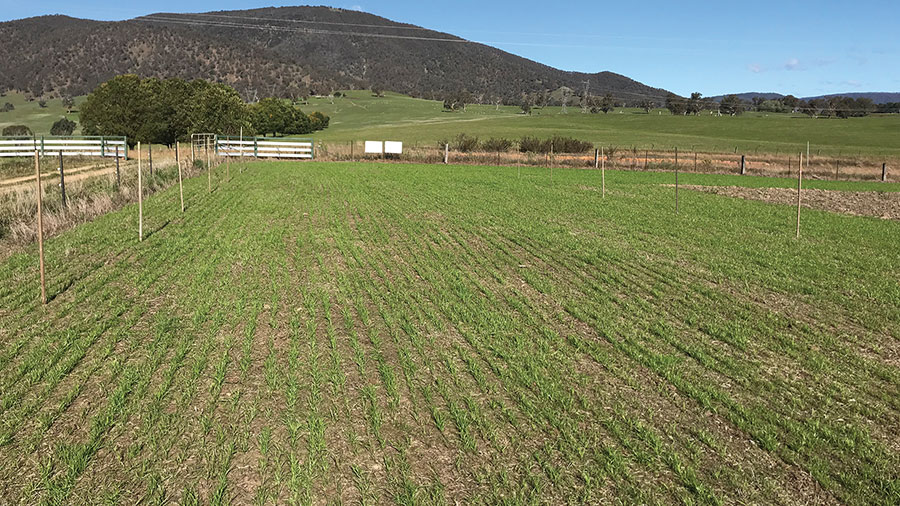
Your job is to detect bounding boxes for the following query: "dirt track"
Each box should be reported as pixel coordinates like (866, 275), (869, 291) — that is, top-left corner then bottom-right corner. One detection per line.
(680, 185), (900, 220)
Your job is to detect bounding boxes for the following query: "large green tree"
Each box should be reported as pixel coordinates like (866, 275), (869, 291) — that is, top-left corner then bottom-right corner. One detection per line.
(79, 74), (148, 145)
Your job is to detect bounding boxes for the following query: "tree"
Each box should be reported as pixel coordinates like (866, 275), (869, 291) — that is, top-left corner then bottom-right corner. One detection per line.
(599, 93), (615, 114)
(1, 102), (14, 112)
(190, 83), (249, 136)
(665, 94), (687, 115)
(639, 100), (654, 113)
(687, 92), (704, 115)
(719, 95), (746, 115)
(50, 117), (77, 136)
(61, 95), (75, 113)
(372, 87), (384, 97)
(250, 97), (292, 136)
(1, 125), (31, 136)
(308, 111), (329, 131)
(80, 74), (148, 145)
(38, 100), (47, 108)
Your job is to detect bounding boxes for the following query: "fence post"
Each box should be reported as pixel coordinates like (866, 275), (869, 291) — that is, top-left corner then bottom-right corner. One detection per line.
(35, 151), (46, 304)
(148, 143), (153, 176)
(796, 153), (803, 238)
(444, 143), (449, 164)
(694, 151), (697, 172)
(350, 140), (354, 162)
(115, 146), (121, 187)
(176, 142), (184, 213)
(594, 148), (599, 169)
(206, 142), (211, 193)
(550, 141), (554, 181)
(675, 147), (679, 214)
(58, 151), (67, 209)
(883, 163), (888, 182)
(138, 142), (143, 242)
(601, 146), (605, 198)
(740, 155), (746, 175)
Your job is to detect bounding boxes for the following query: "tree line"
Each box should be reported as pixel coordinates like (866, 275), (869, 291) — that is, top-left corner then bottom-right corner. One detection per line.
(664, 92), (887, 118)
(80, 75), (329, 146)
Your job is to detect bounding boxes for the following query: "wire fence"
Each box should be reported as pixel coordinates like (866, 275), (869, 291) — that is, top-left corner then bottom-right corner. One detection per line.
(314, 141), (895, 182)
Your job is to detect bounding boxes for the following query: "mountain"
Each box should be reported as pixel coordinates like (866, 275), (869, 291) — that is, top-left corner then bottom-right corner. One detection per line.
(0, 7), (670, 105)
(710, 91), (900, 104)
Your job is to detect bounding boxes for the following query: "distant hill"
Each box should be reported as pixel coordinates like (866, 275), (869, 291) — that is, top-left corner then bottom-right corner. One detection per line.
(0, 7), (670, 105)
(710, 91), (900, 104)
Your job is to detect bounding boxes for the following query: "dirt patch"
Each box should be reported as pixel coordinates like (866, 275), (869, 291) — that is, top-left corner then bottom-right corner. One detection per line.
(678, 185), (900, 220)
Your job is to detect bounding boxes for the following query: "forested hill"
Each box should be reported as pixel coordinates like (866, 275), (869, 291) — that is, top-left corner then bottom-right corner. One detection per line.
(0, 6), (670, 104)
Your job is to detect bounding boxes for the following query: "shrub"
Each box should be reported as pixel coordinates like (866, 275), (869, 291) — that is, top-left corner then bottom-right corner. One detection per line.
(452, 133), (479, 153)
(519, 136), (551, 153)
(1, 125), (32, 136)
(1, 103), (13, 113)
(549, 136), (593, 153)
(50, 117), (77, 136)
(482, 138), (514, 152)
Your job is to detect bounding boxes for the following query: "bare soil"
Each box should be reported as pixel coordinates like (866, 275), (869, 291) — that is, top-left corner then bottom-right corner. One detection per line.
(679, 184), (900, 220)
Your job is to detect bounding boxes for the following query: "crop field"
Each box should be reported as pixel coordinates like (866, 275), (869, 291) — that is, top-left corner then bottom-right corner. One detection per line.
(0, 162), (899, 504)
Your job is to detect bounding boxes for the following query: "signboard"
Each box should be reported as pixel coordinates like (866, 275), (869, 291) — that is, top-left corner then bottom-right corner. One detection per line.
(384, 141), (403, 154)
(364, 141), (383, 154)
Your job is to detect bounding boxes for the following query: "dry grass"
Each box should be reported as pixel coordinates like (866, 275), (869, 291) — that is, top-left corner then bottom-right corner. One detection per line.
(0, 157), (209, 255)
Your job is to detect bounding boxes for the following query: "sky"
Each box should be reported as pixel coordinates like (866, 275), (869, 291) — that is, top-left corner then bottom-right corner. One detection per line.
(2, 0), (899, 97)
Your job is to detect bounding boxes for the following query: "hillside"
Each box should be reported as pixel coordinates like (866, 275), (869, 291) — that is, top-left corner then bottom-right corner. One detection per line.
(0, 7), (670, 105)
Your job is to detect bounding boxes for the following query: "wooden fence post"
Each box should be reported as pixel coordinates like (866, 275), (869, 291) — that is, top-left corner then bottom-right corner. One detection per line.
(883, 163), (888, 182)
(35, 151), (46, 304)
(148, 143), (153, 176)
(550, 141), (554, 181)
(206, 142), (211, 193)
(176, 142), (184, 213)
(675, 147), (679, 214)
(138, 142), (143, 242)
(444, 143), (449, 164)
(601, 146), (605, 198)
(58, 151), (67, 209)
(796, 153), (803, 238)
(594, 148), (599, 169)
(740, 155), (746, 175)
(350, 140), (354, 162)
(115, 146), (121, 188)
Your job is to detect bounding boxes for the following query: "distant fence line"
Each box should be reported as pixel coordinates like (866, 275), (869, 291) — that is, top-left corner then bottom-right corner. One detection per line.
(313, 141), (894, 181)
(0, 136), (128, 158)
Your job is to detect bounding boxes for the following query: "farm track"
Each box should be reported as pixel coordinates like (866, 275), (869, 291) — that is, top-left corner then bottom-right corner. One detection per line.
(0, 162), (898, 504)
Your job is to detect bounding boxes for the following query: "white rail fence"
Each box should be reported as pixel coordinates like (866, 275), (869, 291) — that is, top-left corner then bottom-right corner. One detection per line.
(216, 136), (314, 159)
(0, 136), (128, 158)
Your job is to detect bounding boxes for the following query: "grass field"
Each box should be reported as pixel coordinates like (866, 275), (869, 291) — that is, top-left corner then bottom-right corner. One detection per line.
(307, 91), (900, 157)
(0, 92), (84, 136)
(2, 89), (898, 159)
(0, 161), (897, 504)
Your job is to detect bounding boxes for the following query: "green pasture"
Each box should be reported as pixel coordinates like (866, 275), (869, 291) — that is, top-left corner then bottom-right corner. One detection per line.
(0, 161), (897, 504)
(307, 90), (900, 157)
(0, 92), (84, 136)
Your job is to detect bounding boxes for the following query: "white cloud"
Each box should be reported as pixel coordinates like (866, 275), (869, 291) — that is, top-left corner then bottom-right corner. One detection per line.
(350, 4), (363, 11)
(783, 58), (803, 71)
(747, 63), (764, 73)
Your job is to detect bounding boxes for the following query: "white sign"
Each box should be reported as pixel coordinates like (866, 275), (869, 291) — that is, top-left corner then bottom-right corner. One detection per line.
(384, 141), (403, 154)
(364, 141), (383, 154)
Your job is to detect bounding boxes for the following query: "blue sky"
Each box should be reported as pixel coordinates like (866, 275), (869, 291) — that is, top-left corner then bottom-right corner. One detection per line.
(3, 1), (899, 97)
